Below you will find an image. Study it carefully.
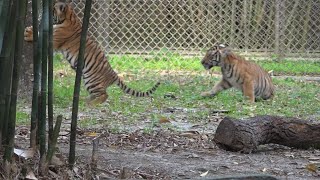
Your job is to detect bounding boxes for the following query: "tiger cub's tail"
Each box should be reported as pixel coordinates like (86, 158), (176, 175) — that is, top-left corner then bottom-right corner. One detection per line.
(115, 77), (160, 97)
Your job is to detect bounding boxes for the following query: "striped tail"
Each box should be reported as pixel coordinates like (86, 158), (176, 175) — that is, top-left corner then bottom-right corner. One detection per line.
(116, 77), (160, 97)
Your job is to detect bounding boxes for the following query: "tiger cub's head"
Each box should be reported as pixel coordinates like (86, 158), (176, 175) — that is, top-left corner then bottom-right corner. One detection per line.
(201, 44), (228, 70)
(53, 2), (73, 24)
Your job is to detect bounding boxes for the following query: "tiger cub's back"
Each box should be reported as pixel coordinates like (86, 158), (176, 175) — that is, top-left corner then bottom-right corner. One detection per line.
(222, 53), (274, 100)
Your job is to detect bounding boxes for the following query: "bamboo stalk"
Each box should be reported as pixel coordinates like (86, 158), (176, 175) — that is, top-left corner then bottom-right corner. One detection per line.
(37, 21), (43, 147)
(0, 0), (15, 148)
(30, 0), (40, 150)
(47, 0), (54, 153)
(0, 0), (11, 52)
(39, 0), (49, 158)
(69, 0), (93, 168)
(46, 115), (62, 164)
(3, 0), (27, 162)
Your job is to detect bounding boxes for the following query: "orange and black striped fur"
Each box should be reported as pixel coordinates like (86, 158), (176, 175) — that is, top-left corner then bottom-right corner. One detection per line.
(201, 44), (274, 103)
(24, 2), (159, 105)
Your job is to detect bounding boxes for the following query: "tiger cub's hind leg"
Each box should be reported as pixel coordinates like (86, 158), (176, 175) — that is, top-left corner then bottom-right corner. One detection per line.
(242, 80), (255, 103)
(201, 79), (232, 97)
(86, 92), (108, 106)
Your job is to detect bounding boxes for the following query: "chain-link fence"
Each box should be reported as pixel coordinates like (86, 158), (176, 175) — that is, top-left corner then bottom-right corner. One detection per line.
(69, 0), (320, 59)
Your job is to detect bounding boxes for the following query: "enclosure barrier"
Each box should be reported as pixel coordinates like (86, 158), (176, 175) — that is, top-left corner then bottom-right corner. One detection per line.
(67, 0), (320, 59)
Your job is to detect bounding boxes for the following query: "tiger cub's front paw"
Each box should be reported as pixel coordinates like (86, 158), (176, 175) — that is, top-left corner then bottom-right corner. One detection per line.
(24, 26), (33, 42)
(201, 91), (216, 97)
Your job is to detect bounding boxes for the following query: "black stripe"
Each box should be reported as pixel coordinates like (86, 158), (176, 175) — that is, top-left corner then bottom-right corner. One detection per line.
(93, 51), (103, 64)
(65, 30), (81, 44)
(85, 56), (106, 77)
(227, 65), (234, 78)
(261, 77), (267, 95)
(83, 47), (98, 70)
(84, 75), (101, 86)
(96, 60), (108, 75)
(66, 52), (70, 60)
(222, 80), (231, 89)
(84, 65), (105, 84)
(82, 43), (95, 63)
(225, 79), (232, 87)
(125, 87), (131, 94)
(118, 81), (123, 89)
(254, 74), (261, 96)
(236, 74), (241, 83)
(69, 11), (72, 21)
(87, 84), (99, 93)
(215, 52), (218, 63)
(83, 42), (96, 64)
(254, 85), (259, 95)
(83, 66), (99, 80)
(90, 88), (103, 94)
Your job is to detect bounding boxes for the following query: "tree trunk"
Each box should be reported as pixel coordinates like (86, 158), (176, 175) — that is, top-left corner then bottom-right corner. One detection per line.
(214, 115), (320, 153)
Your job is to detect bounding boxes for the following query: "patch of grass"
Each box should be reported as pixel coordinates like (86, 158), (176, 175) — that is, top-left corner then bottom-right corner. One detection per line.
(17, 53), (320, 132)
(78, 118), (98, 128)
(109, 54), (320, 76)
(16, 111), (29, 125)
(110, 54), (203, 71)
(254, 60), (320, 75)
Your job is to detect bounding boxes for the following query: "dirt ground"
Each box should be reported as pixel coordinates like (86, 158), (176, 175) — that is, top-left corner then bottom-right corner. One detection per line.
(13, 115), (320, 180)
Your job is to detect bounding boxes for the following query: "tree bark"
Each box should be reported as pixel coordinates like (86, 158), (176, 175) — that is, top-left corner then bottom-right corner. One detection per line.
(214, 115), (320, 153)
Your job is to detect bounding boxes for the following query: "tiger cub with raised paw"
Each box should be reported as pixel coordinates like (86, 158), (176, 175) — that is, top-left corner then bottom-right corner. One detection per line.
(201, 44), (274, 103)
(24, 2), (160, 105)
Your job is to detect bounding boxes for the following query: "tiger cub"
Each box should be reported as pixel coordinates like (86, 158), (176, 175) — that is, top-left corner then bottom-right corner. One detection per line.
(24, 2), (160, 105)
(201, 44), (274, 102)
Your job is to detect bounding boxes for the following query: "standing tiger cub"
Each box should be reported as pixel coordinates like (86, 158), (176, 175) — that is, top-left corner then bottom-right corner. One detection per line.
(201, 44), (274, 103)
(24, 2), (160, 105)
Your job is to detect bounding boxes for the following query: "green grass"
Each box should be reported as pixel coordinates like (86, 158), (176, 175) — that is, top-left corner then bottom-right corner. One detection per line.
(17, 53), (320, 131)
(16, 111), (30, 125)
(54, 53), (320, 75)
(254, 60), (320, 75)
(111, 55), (320, 76)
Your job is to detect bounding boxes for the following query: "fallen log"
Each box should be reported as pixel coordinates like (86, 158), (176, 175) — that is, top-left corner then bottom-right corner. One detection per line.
(207, 174), (278, 180)
(214, 115), (320, 153)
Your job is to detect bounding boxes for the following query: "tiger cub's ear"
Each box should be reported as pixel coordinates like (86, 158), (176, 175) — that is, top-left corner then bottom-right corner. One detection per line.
(55, 1), (67, 12)
(218, 44), (227, 49)
(219, 47), (231, 60)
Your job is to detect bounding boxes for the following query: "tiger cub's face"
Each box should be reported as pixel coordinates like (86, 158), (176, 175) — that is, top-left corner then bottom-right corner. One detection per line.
(201, 47), (222, 70)
(53, 2), (68, 24)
